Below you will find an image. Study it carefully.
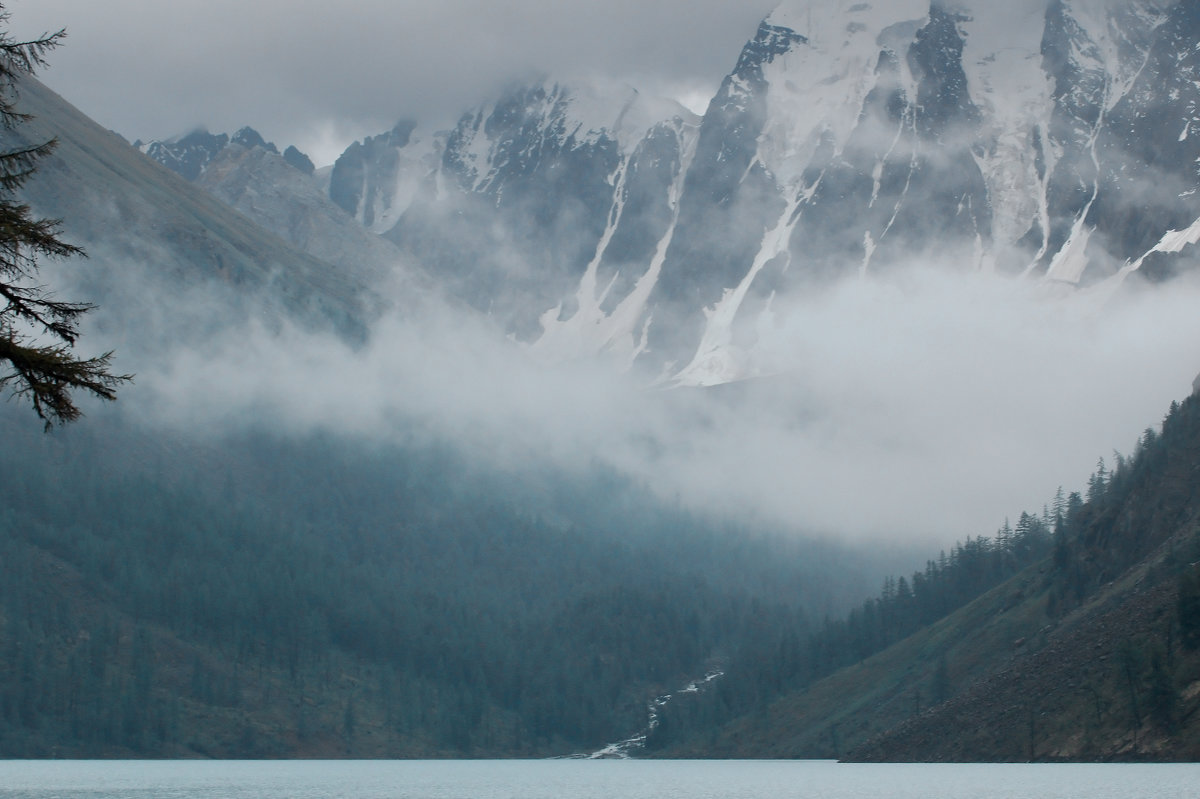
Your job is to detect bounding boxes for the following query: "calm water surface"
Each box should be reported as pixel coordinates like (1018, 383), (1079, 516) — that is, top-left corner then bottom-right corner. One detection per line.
(0, 760), (1198, 799)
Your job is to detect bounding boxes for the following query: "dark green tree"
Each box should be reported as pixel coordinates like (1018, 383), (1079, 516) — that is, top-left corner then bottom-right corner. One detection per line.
(1145, 650), (1178, 733)
(0, 7), (130, 428)
(1179, 566), (1200, 650)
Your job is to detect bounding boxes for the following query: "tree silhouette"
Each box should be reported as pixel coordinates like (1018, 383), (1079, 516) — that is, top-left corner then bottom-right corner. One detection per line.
(0, 7), (130, 429)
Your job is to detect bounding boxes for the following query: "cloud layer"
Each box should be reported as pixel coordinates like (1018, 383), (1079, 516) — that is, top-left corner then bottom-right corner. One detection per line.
(110, 262), (1200, 551)
(13, 0), (774, 164)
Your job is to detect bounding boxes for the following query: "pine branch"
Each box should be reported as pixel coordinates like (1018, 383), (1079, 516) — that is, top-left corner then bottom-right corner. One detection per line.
(0, 139), (56, 192)
(0, 18), (66, 128)
(0, 330), (132, 430)
(0, 4), (130, 428)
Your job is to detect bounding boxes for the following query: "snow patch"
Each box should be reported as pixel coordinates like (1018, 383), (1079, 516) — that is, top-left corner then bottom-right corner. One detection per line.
(757, 0), (928, 191)
(533, 117), (701, 370)
(1043, 210), (1096, 284)
(862, 230), (876, 276)
(673, 194), (804, 387)
(960, 2), (1056, 253)
(1084, 215), (1200, 303)
(561, 79), (697, 156)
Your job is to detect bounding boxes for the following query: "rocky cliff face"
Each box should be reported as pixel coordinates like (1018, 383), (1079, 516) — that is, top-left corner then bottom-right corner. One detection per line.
(327, 120), (424, 233)
(386, 81), (698, 345)
(329, 0), (1197, 383)
(139, 1), (1200, 384)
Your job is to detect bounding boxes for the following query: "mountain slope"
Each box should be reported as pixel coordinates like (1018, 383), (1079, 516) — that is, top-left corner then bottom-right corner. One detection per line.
(322, 0), (1200, 384)
(7, 77), (373, 342)
(195, 142), (409, 290)
(0, 410), (891, 757)
(138, 125), (409, 291)
(386, 81), (698, 344)
(664, 390), (1200, 761)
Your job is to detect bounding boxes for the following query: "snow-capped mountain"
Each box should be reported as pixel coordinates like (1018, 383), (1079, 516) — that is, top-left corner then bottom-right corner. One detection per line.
(142, 0), (1200, 385)
(321, 0), (1198, 384)
(372, 80), (700, 344)
(137, 126), (299, 181)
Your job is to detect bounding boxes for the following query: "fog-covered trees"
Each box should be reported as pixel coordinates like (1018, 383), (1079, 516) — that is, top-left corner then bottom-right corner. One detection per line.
(0, 8), (129, 428)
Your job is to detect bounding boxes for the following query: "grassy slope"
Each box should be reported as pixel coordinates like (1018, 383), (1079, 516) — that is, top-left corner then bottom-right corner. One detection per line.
(686, 396), (1200, 761)
(697, 541), (1200, 761)
(695, 560), (1058, 758)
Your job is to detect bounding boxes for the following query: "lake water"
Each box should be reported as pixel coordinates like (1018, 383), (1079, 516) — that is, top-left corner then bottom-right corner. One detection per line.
(1, 760), (1198, 799)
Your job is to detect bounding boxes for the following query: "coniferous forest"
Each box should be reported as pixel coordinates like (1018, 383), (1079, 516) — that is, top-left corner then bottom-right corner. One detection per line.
(0, 409), (890, 757)
(4, 393), (1199, 758)
(644, 395), (1200, 760)
(3, 0), (1200, 764)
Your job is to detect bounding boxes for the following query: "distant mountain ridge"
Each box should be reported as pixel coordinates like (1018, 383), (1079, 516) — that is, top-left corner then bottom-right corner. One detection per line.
(305, 0), (1200, 382)
(136, 1), (1200, 384)
(134, 124), (408, 291)
(135, 125), (312, 182)
(5, 77), (373, 346)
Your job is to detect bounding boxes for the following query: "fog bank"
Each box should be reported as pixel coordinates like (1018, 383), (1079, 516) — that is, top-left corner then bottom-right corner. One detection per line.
(109, 264), (1200, 549)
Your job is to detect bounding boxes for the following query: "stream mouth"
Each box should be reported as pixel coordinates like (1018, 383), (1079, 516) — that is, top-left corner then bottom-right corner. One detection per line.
(585, 670), (725, 759)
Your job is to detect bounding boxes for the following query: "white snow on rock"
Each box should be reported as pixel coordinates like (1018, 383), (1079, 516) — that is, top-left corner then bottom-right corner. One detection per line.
(673, 195), (803, 387)
(757, 0), (929, 191)
(532, 116), (701, 370)
(960, 1), (1056, 256)
(1044, 209), (1096, 285)
(563, 79), (698, 156)
(1081, 215), (1200, 306)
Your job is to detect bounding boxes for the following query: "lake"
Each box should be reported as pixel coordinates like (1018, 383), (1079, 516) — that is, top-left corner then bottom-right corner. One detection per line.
(1, 760), (1198, 798)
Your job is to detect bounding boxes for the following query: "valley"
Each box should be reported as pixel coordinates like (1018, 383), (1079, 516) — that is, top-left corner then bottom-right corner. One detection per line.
(2, 0), (1199, 761)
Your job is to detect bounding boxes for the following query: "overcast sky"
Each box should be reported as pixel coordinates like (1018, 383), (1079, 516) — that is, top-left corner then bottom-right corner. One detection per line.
(11, 0), (776, 165)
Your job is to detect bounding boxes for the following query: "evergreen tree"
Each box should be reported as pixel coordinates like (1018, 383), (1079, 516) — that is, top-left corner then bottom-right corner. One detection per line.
(0, 7), (130, 428)
(1086, 457), (1108, 503)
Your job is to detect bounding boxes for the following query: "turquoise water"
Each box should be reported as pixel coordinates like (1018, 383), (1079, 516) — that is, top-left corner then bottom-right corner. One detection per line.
(1, 759), (1198, 799)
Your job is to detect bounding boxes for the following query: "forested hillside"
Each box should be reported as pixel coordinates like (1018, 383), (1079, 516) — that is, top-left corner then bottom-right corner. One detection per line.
(651, 392), (1200, 760)
(0, 409), (888, 757)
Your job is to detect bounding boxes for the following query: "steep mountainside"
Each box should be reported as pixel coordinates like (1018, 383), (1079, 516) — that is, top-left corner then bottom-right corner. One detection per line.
(0, 411), (889, 758)
(657, 390), (1200, 761)
(385, 82), (698, 344)
(313, 0), (1200, 383)
(136, 126), (409, 291)
(7, 78), (371, 341)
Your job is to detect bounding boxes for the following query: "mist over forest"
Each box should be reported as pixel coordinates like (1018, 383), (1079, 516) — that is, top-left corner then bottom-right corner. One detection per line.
(4, 0), (1200, 761)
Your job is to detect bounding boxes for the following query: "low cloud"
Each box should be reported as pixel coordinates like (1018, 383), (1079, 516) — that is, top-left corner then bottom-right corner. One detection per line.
(107, 258), (1200, 551)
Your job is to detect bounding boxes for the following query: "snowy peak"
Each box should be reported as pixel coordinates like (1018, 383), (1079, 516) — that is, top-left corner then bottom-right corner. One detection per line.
(137, 128), (229, 182)
(139, 126), (312, 183)
(441, 80), (694, 197)
(302, 0), (1200, 387)
(751, 0), (927, 187)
